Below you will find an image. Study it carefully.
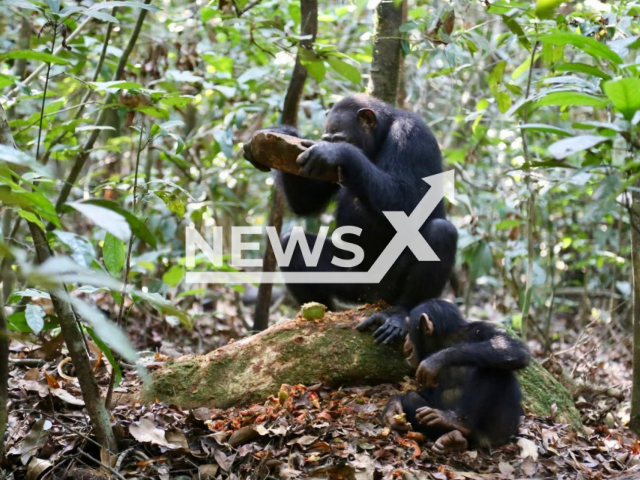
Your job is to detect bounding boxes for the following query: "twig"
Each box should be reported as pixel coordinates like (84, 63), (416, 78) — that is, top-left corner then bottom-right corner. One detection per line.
(519, 40), (539, 341)
(53, 0), (153, 216)
(7, 16), (93, 98)
(35, 23), (57, 162)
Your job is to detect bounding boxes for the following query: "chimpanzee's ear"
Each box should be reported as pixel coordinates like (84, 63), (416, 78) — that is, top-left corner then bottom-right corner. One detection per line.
(357, 108), (377, 130)
(420, 313), (434, 336)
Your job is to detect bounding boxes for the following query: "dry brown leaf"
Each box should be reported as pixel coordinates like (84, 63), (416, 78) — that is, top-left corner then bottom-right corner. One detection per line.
(50, 388), (85, 406)
(517, 437), (539, 461)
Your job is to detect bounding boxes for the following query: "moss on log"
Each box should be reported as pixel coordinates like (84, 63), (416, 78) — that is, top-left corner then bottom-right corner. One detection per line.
(250, 131), (339, 183)
(144, 303), (582, 431)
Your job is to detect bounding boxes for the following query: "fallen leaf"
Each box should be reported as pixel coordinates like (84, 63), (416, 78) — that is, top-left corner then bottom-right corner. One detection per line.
(517, 437), (539, 461)
(198, 464), (219, 479)
(20, 419), (50, 465)
(50, 388), (85, 406)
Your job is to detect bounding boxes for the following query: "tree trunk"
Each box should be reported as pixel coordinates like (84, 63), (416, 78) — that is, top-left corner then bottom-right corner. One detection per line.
(144, 303), (582, 432)
(629, 186), (640, 432)
(253, 0), (318, 331)
(368, 0), (404, 105)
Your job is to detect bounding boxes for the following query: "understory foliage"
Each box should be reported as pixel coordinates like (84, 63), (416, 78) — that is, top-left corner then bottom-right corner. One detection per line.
(1, 0), (640, 477)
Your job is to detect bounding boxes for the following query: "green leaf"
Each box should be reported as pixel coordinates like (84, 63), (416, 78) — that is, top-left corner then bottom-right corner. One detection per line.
(502, 15), (530, 49)
(536, 91), (608, 108)
(0, 145), (54, 177)
(6, 311), (32, 333)
(487, 61), (506, 93)
(547, 135), (609, 159)
(555, 63), (612, 80)
(70, 297), (140, 364)
(136, 106), (169, 120)
(86, 327), (123, 388)
(82, 199), (157, 248)
(90, 80), (145, 92)
(303, 60), (326, 83)
(535, 0), (563, 19)
(201, 6), (215, 22)
(1, 50), (70, 65)
(25, 304), (46, 334)
(163, 265), (184, 287)
(518, 123), (573, 136)
(68, 202), (131, 242)
(512, 53), (540, 80)
(326, 57), (361, 85)
(88, 1), (159, 11)
(103, 233), (126, 275)
(538, 32), (622, 64)
(495, 91), (512, 114)
(469, 241), (493, 281)
(495, 219), (522, 230)
(18, 210), (45, 231)
(603, 78), (640, 121)
(155, 191), (186, 218)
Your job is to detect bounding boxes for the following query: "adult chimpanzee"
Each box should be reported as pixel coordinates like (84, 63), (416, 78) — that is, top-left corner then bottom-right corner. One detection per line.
(382, 299), (530, 453)
(243, 94), (458, 344)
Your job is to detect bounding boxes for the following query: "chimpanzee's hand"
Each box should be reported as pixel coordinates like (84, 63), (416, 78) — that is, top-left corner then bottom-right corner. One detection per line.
(382, 396), (411, 432)
(356, 308), (408, 345)
(296, 141), (347, 179)
(416, 358), (440, 387)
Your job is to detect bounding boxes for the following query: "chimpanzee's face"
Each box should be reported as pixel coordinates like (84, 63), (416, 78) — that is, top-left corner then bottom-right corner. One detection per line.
(322, 108), (377, 158)
(404, 335), (419, 368)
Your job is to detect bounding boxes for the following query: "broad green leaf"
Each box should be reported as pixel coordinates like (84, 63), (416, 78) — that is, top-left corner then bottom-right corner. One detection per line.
(1, 50), (70, 65)
(496, 219), (522, 230)
(555, 63), (612, 80)
(163, 265), (184, 287)
(103, 233), (126, 275)
(326, 57), (361, 85)
(303, 60), (326, 83)
(502, 15), (530, 49)
(0, 145), (53, 177)
(18, 210), (45, 231)
(469, 241), (493, 281)
(137, 106), (169, 120)
(25, 304), (46, 334)
(488, 61), (506, 93)
(548, 135), (609, 159)
(0, 189), (60, 228)
(496, 91), (512, 113)
(6, 312), (32, 333)
(538, 32), (622, 64)
(536, 91), (608, 108)
(86, 327), (123, 387)
(53, 231), (96, 267)
(83, 199), (157, 248)
(201, 6), (215, 22)
(512, 53), (540, 80)
(155, 191), (186, 217)
(535, 0), (562, 18)
(603, 78), (640, 121)
(68, 202), (131, 242)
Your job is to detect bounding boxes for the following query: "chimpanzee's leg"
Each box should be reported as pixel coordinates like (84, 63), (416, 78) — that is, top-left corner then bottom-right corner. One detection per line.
(279, 232), (374, 309)
(457, 369), (523, 447)
(357, 218), (458, 343)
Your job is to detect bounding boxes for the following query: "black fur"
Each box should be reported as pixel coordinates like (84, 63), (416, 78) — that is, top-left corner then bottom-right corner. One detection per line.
(393, 299), (530, 447)
(245, 94), (458, 344)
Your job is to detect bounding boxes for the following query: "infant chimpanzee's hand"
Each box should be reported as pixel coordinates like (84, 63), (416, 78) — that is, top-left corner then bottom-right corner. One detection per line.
(416, 358), (440, 387)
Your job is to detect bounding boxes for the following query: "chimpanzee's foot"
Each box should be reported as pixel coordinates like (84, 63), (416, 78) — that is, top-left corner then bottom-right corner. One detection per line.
(432, 430), (468, 454)
(356, 307), (408, 344)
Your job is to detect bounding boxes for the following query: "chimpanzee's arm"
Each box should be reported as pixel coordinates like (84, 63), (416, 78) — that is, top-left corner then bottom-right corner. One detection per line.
(424, 329), (530, 372)
(277, 172), (339, 216)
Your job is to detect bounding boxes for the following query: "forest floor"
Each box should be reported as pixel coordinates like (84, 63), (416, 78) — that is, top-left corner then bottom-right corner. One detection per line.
(3, 293), (639, 480)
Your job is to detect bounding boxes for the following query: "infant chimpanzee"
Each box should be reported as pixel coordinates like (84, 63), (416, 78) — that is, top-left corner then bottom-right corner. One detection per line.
(382, 299), (530, 453)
